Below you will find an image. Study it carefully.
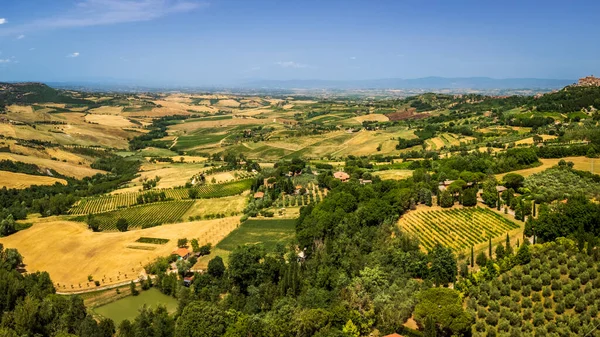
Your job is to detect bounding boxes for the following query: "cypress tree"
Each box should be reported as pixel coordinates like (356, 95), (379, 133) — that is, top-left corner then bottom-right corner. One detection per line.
(488, 237), (492, 258)
(470, 245), (474, 268)
(497, 191), (501, 210)
(505, 233), (513, 255)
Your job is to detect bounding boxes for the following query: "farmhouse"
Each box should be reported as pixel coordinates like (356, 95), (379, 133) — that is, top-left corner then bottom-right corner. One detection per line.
(438, 179), (455, 191)
(383, 334), (405, 337)
(254, 191), (265, 199)
(359, 179), (372, 185)
(183, 275), (194, 287)
(333, 171), (350, 182)
(496, 186), (508, 193)
(172, 248), (190, 260)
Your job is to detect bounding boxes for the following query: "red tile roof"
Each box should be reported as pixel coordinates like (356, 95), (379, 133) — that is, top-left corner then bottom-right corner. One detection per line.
(172, 248), (189, 258)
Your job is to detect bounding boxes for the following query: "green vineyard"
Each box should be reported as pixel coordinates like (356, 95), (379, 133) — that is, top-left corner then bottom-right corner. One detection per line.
(399, 207), (520, 252)
(84, 200), (194, 231)
(70, 179), (253, 215)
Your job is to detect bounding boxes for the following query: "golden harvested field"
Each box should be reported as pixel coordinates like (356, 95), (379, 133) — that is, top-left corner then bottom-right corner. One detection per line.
(0, 171), (67, 189)
(0, 124), (17, 137)
(129, 162), (208, 189)
(88, 106), (123, 115)
(0, 153), (104, 179)
(354, 114), (390, 123)
(495, 156), (598, 179)
(183, 195), (247, 218)
(215, 99), (241, 108)
(84, 114), (135, 128)
(0, 217), (240, 291)
(373, 169), (413, 180)
(515, 135), (558, 145)
(170, 117), (269, 133)
(169, 155), (208, 163)
(331, 129), (414, 157)
(205, 171), (241, 183)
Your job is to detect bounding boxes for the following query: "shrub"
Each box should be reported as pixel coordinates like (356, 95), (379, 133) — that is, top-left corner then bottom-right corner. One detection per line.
(486, 311), (499, 326)
(532, 312), (545, 327)
(565, 294), (576, 309)
(521, 297), (532, 308)
(575, 298), (587, 313)
(543, 297), (553, 309)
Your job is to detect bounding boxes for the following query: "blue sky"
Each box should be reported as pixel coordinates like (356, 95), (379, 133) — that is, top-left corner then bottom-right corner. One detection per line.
(0, 0), (599, 85)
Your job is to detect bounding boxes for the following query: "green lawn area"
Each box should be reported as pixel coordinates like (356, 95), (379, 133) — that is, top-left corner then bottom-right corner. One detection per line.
(138, 147), (178, 157)
(217, 219), (297, 251)
(91, 288), (177, 325)
(195, 219), (297, 269)
(173, 133), (228, 150)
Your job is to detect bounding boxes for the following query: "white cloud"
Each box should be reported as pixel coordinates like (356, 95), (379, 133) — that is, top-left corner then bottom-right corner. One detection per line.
(0, 59), (11, 63)
(17, 34), (25, 39)
(0, 1), (207, 36)
(276, 61), (308, 69)
(0, 18), (6, 25)
(29, 48), (35, 51)
(350, 56), (356, 60)
(67, 52), (80, 58)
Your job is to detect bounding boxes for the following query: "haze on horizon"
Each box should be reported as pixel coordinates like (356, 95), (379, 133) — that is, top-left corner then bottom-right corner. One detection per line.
(0, 0), (599, 86)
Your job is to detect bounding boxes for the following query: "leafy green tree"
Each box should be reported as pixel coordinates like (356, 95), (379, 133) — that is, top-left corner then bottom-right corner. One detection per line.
(502, 173), (524, 190)
(482, 179), (498, 207)
(462, 188), (478, 207)
(428, 244), (457, 286)
(98, 319), (115, 337)
(414, 288), (473, 336)
(175, 301), (228, 337)
(476, 251), (487, 267)
(495, 244), (505, 260)
(86, 214), (100, 232)
(190, 239), (200, 252)
(188, 188), (199, 199)
(116, 218), (128, 232)
(130, 281), (138, 296)
(439, 190), (454, 208)
(207, 256), (225, 278)
(228, 245), (264, 293)
(177, 238), (188, 248)
(342, 320), (360, 337)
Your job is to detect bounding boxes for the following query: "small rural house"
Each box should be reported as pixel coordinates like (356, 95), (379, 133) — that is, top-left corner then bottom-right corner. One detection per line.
(172, 248), (190, 260)
(333, 171), (350, 182)
(438, 179), (455, 192)
(382, 334), (404, 337)
(183, 275), (195, 287)
(359, 179), (372, 185)
(254, 191), (265, 199)
(496, 186), (507, 193)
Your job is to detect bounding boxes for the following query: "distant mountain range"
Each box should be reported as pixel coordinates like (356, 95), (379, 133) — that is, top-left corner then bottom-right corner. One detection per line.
(241, 77), (575, 90)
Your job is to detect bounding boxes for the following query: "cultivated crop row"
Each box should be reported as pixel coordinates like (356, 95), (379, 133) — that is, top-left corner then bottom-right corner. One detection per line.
(90, 200), (195, 231)
(70, 179), (252, 215)
(400, 207), (520, 251)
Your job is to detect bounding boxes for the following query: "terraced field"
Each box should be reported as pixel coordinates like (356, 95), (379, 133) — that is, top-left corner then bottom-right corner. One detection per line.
(70, 179), (253, 215)
(399, 206), (520, 252)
